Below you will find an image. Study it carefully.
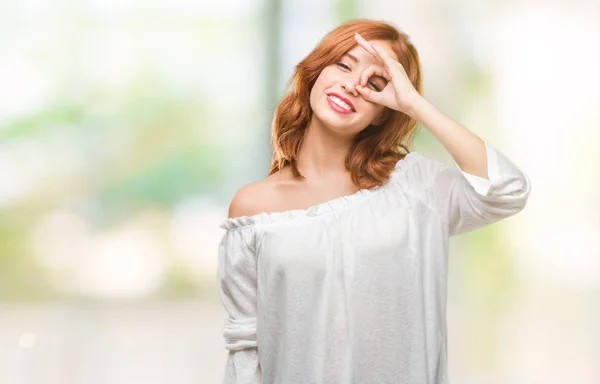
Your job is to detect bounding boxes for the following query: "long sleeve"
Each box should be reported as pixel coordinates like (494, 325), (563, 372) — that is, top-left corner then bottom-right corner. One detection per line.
(408, 139), (532, 236)
(217, 227), (262, 383)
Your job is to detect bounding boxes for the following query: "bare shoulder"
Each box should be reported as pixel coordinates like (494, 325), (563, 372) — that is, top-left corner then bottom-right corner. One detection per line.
(227, 177), (279, 219)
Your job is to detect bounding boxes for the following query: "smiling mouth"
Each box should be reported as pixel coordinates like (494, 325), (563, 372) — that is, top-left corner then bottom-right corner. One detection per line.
(326, 93), (355, 113)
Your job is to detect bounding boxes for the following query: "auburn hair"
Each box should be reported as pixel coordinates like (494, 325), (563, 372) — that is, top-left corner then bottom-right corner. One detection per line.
(267, 19), (423, 190)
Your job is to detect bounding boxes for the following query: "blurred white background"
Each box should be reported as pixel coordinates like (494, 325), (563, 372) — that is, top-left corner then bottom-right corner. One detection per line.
(0, 0), (598, 383)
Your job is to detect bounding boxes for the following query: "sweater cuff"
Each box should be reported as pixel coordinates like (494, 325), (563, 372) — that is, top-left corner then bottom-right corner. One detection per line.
(453, 139), (499, 197)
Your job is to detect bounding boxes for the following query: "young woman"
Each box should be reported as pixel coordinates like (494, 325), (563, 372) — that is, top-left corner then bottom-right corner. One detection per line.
(217, 19), (531, 384)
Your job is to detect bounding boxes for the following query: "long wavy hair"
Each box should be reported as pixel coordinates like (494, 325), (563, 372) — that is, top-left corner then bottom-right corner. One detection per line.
(268, 19), (423, 190)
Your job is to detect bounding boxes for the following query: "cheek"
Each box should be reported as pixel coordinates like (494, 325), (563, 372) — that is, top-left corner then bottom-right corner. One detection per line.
(360, 106), (381, 120)
(309, 85), (321, 110)
(313, 67), (336, 90)
(309, 75), (332, 109)
(310, 75), (326, 97)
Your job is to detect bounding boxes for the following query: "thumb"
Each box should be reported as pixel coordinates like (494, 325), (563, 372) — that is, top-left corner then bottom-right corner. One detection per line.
(356, 85), (383, 105)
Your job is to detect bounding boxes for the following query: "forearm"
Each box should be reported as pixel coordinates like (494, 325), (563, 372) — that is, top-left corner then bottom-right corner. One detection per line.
(407, 97), (488, 179)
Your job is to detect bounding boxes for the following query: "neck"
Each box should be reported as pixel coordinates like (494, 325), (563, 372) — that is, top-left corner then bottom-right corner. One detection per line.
(296, 118), (355, 180)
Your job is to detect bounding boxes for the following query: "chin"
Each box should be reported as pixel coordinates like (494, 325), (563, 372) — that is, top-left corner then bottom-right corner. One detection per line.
(325, 119), (364, 136)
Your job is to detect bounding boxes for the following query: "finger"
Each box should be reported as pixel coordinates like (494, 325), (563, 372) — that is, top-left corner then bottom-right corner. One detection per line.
(355, 34), (399, 77)
(369, 43), (392, 68)
(354, 32), (377, 57)
(356, 84), (384, 105)
(370, 43), (404, 81)
(359, 64), (391, 87)
(369, 44), (398, 72)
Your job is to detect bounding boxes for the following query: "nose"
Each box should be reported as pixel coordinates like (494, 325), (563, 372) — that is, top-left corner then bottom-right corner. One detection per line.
(342, 80), (359, 97)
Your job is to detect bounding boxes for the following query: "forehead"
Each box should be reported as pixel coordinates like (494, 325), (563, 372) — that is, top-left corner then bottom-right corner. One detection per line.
(344, 39), (398, 65)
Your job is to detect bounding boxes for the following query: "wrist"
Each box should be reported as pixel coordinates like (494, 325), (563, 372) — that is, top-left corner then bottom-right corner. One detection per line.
(405, 95), (429, 120)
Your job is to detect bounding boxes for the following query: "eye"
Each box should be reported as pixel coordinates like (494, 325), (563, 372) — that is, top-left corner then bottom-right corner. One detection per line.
(336, 62), (381, 92)
(368, 81), (381, 92)
(336, 62), (350, 70)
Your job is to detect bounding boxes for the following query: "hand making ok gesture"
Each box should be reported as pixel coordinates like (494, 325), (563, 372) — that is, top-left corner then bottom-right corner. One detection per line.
(354, 32), (423, 116)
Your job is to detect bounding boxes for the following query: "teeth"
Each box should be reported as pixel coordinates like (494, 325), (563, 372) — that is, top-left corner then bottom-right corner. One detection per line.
(328, 95), (352, 111)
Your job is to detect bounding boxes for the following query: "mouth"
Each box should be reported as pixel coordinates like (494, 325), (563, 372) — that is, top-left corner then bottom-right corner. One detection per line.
(326, 92), (355, 113)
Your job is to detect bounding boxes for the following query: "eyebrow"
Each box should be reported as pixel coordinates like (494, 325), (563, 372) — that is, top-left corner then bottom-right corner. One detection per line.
(343, 52), (360, 63)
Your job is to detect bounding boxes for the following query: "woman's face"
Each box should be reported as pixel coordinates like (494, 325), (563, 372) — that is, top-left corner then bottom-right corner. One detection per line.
(309, 39), (398, 136)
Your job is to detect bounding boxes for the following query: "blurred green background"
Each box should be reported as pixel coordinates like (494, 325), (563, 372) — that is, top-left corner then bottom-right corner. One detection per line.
(0, 0), (598, 383)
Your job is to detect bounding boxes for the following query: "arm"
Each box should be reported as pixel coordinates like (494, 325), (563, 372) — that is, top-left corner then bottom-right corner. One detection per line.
(353, 35), (530, 234)
(217, 227), (262, 383)
(405, 97), (531, 235)
(407, 139), (531, 236)
(406, 97), (489, 180)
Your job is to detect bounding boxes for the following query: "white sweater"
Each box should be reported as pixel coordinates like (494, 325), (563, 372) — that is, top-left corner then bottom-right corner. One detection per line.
(217, 139), (531, 384)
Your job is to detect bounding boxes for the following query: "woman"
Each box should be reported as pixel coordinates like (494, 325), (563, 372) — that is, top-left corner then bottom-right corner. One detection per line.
(217, 18), (531, 384)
